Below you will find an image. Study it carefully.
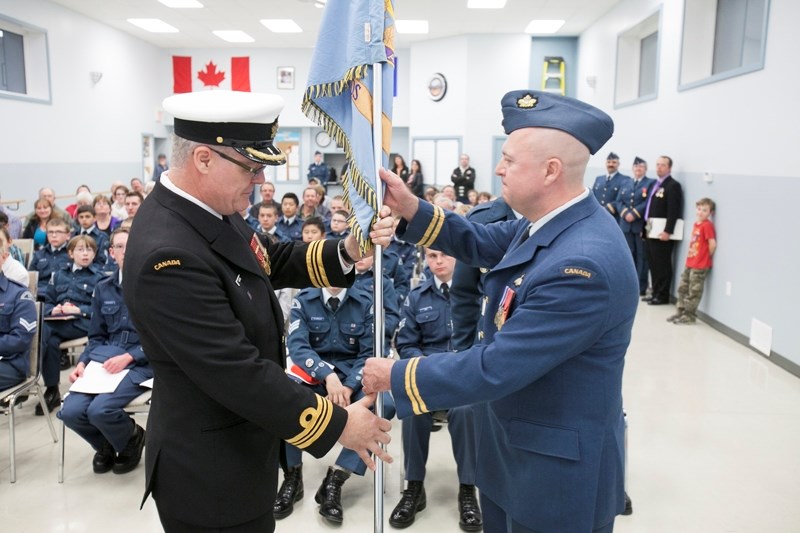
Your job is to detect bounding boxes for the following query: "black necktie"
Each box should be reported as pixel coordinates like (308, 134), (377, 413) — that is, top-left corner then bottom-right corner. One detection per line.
(328, 297), (340, 313)
(441, 283), (450, 300)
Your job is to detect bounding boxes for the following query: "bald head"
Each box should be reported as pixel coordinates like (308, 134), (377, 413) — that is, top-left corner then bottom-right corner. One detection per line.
(518, 127), (590, 185)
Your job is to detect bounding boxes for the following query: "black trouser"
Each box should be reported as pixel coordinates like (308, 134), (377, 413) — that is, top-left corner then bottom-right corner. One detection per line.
(645, 238), (675, 302)
(157, 508), (274, 533)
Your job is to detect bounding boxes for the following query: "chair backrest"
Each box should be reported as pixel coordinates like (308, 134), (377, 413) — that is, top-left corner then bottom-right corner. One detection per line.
(14, 238), (34, 268)
(28, 302), (43, 380)
(27, 271), (39, 298)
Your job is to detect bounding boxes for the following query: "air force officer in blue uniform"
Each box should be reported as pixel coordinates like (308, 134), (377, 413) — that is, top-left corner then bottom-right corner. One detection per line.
(615, 157), (656, 295)
(592, 152), (628, 222)
(364, 90), (639, 533)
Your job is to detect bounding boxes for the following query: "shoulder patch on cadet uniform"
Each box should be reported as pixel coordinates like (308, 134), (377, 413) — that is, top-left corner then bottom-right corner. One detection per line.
(291, 299), (301, 309)
(288, 320), (300, 335)
(153, 259), (182, 271)
(19, 317), (37, 332)
(561, 266), (594, 279)
(19, 291), (34, 302)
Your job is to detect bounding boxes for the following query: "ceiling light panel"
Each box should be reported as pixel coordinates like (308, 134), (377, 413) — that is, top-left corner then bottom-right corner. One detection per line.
(213, 30), (255, 43)
(524, 19), (565, 34)
(260, 19), (303, 33)
(127, 19), (179, 33)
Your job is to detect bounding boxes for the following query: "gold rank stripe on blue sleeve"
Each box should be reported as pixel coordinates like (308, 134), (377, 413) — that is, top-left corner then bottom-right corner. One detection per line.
(417, 206), (445, 247)
(404, 357), (429, 415)
(306, 240), (331, 288)
(287, 394), (334, 449)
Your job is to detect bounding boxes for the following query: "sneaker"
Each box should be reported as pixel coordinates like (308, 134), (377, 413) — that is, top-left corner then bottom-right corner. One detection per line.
(675, 315), (696, 325)
(666, 312), (684, 323)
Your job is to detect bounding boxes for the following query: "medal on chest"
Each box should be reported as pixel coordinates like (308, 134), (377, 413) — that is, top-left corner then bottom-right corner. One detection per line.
(249, 233), (271, 276)
(494, 286), (516, 332)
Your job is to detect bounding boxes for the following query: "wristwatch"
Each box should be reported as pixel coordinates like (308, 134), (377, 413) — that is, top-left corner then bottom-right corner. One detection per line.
(338, 239), (356, 266)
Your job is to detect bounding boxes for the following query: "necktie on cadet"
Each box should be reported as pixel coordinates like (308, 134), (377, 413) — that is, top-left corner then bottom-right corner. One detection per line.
(441, 283), (450, 300)
(328, 296), (340, 313)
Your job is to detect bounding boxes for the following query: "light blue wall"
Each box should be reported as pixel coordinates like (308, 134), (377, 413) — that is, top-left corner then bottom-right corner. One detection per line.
(529, 37), (578, 98)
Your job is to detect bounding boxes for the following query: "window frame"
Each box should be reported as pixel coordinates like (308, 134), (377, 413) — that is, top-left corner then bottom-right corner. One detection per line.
(0, 14), (52, 105)
(613, 7), (662, 109)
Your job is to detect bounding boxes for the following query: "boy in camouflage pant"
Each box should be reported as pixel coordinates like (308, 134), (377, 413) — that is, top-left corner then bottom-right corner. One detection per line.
(668, 198), (717, 324)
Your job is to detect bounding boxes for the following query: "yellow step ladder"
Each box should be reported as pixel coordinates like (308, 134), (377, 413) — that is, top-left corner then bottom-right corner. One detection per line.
(541, 56), (566, 95)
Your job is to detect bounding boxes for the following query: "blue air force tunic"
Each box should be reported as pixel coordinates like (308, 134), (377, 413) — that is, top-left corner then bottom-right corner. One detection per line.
(388, 197), (638, 532)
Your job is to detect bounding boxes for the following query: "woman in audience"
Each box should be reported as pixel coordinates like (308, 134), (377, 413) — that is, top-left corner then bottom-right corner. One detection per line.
(65, 185), (92, 219)
(38, 235), (103, 415)
(407, 159), (425, 199)
(22, 198), (57, 250)
(466, 189), (479, 206)
(58, 229), (150, 475)
(391, 154), (409, 183)
(92, 195), (121, 237)
(110, 185), (129, 221)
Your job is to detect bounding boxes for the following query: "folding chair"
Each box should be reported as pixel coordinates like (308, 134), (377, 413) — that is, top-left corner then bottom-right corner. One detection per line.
(58, 388), (151, 482)
(1, 300), (59, 483)
(13, 238), (34, 269)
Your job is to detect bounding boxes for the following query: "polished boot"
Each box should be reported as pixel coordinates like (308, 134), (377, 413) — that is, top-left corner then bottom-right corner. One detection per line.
(458, 484), (483, 531)
(273, 465), (304, 519)
(113, 424), (145, 474)
(315, 466), (350, 524)
(93, 440), (115, 474)
(622, 492), (633, 515)
(389, 480), (426, 529)
(35, 387), (60, 416)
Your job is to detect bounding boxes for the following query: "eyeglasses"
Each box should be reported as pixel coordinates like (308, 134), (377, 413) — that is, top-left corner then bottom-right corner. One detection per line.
(47, 230), (68, 236)
(111, 244), (126, 250)
(331, 219), (347, 224)
(209, 147), (266, 178)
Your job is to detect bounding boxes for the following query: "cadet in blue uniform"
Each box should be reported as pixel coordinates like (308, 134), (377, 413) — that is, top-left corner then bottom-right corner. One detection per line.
(382, 246), (410, 307)
(30, 219), (72, 294)
(123, 90), (393, 532)
(352, 255), (401, 349)
(307, 151), (330, 188)
(275, 285), (395, 524)
(58, 228), (152, 474)
(365, 90), (639, 533)
(39, 235), (104, 415)
(277, 192), (304, 242)
(391, 248), (481, 531)
(388, 233), (419, 282)
(592, 152), (629, 222)
(75, 205), (110, 267)
(0, 238), (37, 393)
(615, 157), (656, 295)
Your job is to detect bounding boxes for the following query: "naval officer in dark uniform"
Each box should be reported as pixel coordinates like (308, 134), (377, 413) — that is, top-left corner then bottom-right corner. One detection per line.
(364, 90), (639, 533)
(123, 90), (394, 532)
(592, 152), (629, 222)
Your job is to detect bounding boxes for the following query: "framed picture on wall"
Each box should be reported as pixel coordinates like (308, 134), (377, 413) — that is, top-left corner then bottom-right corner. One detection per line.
(277, 67), (295, 90)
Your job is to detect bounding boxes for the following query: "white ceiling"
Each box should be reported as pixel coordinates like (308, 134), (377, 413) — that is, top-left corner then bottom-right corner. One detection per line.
(49, 0), (623, 49)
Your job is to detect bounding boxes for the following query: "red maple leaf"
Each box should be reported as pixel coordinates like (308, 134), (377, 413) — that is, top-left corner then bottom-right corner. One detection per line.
(198, 61), (225, 87)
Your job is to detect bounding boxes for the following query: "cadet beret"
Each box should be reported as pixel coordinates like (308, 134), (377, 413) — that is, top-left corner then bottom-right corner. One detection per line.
(162, 90), (286, 166)
(500, 90), (614, 155)
(606, 152), (619, 161)
(633, 156), (646, 165)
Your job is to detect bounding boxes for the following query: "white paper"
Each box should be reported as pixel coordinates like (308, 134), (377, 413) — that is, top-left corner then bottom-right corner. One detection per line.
(646, 217), (684, 240)
(69, 361), (129, 394)
(139, 378), (154, 389)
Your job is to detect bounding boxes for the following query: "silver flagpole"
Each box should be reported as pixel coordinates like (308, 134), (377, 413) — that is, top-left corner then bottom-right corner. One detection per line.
(372, 58), (385, 533)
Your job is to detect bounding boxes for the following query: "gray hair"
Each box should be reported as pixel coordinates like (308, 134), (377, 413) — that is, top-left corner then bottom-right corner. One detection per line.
(170, 134), (202, 168)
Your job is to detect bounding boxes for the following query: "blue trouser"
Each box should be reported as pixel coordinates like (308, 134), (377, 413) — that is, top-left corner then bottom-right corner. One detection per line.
(0, 362), (25, 390)
(624, 231), (649, 293)
(480, 493), (616, 533)
(42, 318), (89, 387)
(401, 406), (476, 484)
(57, 374), (145, 452)
(285, 385), (395, 476)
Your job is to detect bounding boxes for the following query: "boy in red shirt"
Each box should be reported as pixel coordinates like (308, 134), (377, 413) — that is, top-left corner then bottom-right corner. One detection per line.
(669, 198), (717, 324)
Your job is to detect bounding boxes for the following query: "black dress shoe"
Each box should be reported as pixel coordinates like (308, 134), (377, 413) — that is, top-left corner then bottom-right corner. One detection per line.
(647, 299), (666, 305)
(622, 492), (633, 515)
(35, 388), (60, 416)
(389, 480), (426, 529)
(640, 295), (652, 302)
(1, 394), (28, 410)
(458, 484), (483, 531)
(93, 441), (115, 474)
(315, 466), (350, 524)
(113, 424), (145, 474)
(274, 465), (304, 519)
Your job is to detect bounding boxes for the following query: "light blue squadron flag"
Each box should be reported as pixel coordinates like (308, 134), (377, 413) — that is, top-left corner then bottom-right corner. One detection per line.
(302, 0), (396, 254)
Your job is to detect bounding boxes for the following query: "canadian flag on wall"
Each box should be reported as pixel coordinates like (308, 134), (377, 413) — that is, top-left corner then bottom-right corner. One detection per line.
(172, 56), (251, 93)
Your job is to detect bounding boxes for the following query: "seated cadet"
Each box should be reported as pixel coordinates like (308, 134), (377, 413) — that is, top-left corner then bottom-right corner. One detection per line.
(75, 205), (110, 266)
(275, 284), (395, 524)
(38, 235), (104, 415)
(352, 255), (401, 350)
(0, 234), (37, 406)
(390, 248), (481, 531)
(277, 192), (304, 242)
(329, 195), (347, 216)
(30, 218), (72, 294)
(57, 228), (151, 474)
(388, 227), (420, 282)
(326, 210), (351, 239)
(301, 216), (326, 242)
(382, 245), (411, 307)
(257, 203), (286, 243)
(0, 226), (29, 286)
